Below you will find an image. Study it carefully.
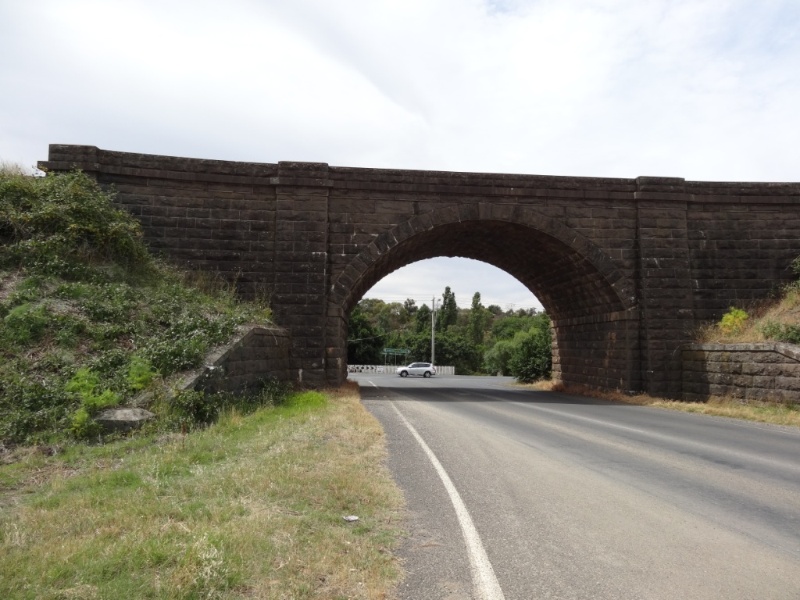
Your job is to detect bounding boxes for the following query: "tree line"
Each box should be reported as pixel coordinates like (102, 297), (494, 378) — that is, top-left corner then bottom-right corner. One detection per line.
(347, 286), (552, 382)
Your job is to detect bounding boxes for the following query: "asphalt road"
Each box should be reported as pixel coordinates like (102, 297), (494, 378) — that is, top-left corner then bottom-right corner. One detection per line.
(354, 373), (800, 600)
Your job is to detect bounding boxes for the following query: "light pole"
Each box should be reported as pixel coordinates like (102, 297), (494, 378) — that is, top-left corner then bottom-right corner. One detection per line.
(431, 296), (437, 366)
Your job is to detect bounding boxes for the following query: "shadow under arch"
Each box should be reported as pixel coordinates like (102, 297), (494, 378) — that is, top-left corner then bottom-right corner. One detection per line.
(329, 204), (641, 392)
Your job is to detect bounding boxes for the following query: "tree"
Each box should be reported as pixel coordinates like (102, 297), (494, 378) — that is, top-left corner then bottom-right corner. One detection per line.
(415, 303), (432, 334)
(487, 304), (503, 316)
(484, 339), (515, 375)
(347, 306), (383, 364)
(403, 298), (418, 319)
(508, 316), (552, 382)
(438, 286), (458, 332)
(432, 330), (482, 374)
(469, 292), (489, 345)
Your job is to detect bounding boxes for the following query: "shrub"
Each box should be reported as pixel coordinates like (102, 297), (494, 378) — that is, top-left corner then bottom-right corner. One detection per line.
(509, 325), (552, 383)
(719, 307), (748, 335)
(167, 378), (291, 430)
(760, 321), (800, 344)
(2, 302), (49, 345)
(0, 170), (152, 275)
(65, 368), (121, 438)
(0, 367), (76, 444)
(483, 339), (515, 375)
(127, 355), (157, 391)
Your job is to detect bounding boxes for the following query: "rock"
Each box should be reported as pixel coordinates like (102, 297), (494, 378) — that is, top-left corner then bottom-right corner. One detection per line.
(95, 408), (155, 432)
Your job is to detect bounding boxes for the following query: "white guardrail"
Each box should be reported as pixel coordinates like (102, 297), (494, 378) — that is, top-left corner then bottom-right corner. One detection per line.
(348, 365), (455, 375)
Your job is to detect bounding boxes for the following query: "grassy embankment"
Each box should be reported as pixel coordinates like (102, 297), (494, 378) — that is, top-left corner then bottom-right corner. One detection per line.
(0, 167), (405, 597)
(0, 383), (404, 599)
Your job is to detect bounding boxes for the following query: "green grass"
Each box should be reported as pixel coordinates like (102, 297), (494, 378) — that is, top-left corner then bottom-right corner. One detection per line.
(0, 384), (405, 599)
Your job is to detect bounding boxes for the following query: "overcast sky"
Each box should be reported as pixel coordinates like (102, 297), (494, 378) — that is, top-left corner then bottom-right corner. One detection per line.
(2, 1), (798, 311)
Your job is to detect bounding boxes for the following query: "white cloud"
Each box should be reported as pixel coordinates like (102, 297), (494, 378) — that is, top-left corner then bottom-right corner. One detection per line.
(363, 258), (542, 312)
(2, 0), (798, 306)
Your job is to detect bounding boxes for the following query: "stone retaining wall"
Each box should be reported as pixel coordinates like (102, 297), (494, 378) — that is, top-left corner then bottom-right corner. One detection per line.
(181, 325), (293, 394)
(682, 343), (800, 404)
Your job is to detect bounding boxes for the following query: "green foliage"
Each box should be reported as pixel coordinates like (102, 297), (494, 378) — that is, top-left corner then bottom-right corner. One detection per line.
(415, 303), (432, 334)
(484, 339), (515, 375)
(127, 356), (157, 391)
(436, 331), (483, 374)
(760, 321), (800, 344)
(508, 324), (553, 382)
(70, 407), (97, 439)
(65, 367), (101, 399)
(170, 390), (219, 426)
(792, 256), (800, 278)
(66, 368), (121, 438)
(2, 302), (49, 344)
(0, 371), (73, 444)
(347, 305), (384, 364)
(483, 312), (552, 381)
(719, 307), (748, 335)
(0, 170), (274, 445)
(167, 378), (290, 430)
(346, 287), (552, 378)
(0, 169), (152, 276)
(469, 292), (490, 345)
(438, 286), (458, 331)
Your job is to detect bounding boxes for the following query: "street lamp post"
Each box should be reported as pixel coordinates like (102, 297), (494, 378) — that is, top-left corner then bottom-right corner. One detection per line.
(431, 296), (437, 366)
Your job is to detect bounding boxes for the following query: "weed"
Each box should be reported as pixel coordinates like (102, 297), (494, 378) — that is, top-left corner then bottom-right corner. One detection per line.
(126, 355), (157, 391)
(719, 307), (748, 335)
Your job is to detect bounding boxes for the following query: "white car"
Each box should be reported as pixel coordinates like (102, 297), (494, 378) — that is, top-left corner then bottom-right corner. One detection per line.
(396, 362), (436, 378)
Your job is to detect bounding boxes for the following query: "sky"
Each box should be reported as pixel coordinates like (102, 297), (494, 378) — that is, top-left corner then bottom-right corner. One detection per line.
(2, 0), (798, 312)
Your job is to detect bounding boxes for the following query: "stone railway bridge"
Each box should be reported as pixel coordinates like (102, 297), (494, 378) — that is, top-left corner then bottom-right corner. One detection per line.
(42, 145), (800, 398)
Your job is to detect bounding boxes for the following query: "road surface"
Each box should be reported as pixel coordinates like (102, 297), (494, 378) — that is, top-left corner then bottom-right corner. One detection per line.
(355, 373), (800, 600)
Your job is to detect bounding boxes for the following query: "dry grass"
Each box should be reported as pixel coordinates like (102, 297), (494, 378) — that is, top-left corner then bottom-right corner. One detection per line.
(696, 288), (800, 344)
(537, 381), (800, 428)
(0, 384), (405, 599)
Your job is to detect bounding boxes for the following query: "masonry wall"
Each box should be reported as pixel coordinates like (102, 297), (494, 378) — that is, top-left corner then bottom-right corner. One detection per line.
(682, 343), (800, 404)
(184, 326), (293, 394)
(44, 144), (280, 299)
(685, 181), (800, 324)
(40, 145), (800, 397)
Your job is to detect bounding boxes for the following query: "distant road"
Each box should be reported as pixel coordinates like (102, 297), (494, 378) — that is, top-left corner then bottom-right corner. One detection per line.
(355, 374), (800, 600)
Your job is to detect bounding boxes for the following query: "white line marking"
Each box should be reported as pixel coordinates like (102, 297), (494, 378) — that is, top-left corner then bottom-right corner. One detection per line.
(509, 401), (800, 474)
(368, 380), (378, 388)
(390, 402), (506, 600)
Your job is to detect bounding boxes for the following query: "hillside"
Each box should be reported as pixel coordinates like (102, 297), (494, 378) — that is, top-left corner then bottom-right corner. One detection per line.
(0, 168), (275, 445)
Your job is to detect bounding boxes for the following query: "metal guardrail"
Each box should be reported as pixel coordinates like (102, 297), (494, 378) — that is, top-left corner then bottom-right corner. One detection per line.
(348, 365), (455, 375)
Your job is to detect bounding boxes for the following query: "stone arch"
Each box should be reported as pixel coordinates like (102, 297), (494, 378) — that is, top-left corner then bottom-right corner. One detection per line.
(330, 203), (635, 318)
(328, 203), (641, 391)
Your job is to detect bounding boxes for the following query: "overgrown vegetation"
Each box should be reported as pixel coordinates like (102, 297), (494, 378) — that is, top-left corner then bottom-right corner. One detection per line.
(348, 291), (552, 381)
(0, 168), (273, 445)
(699, 256), (800, 345)
(0, 384), (405, 599)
